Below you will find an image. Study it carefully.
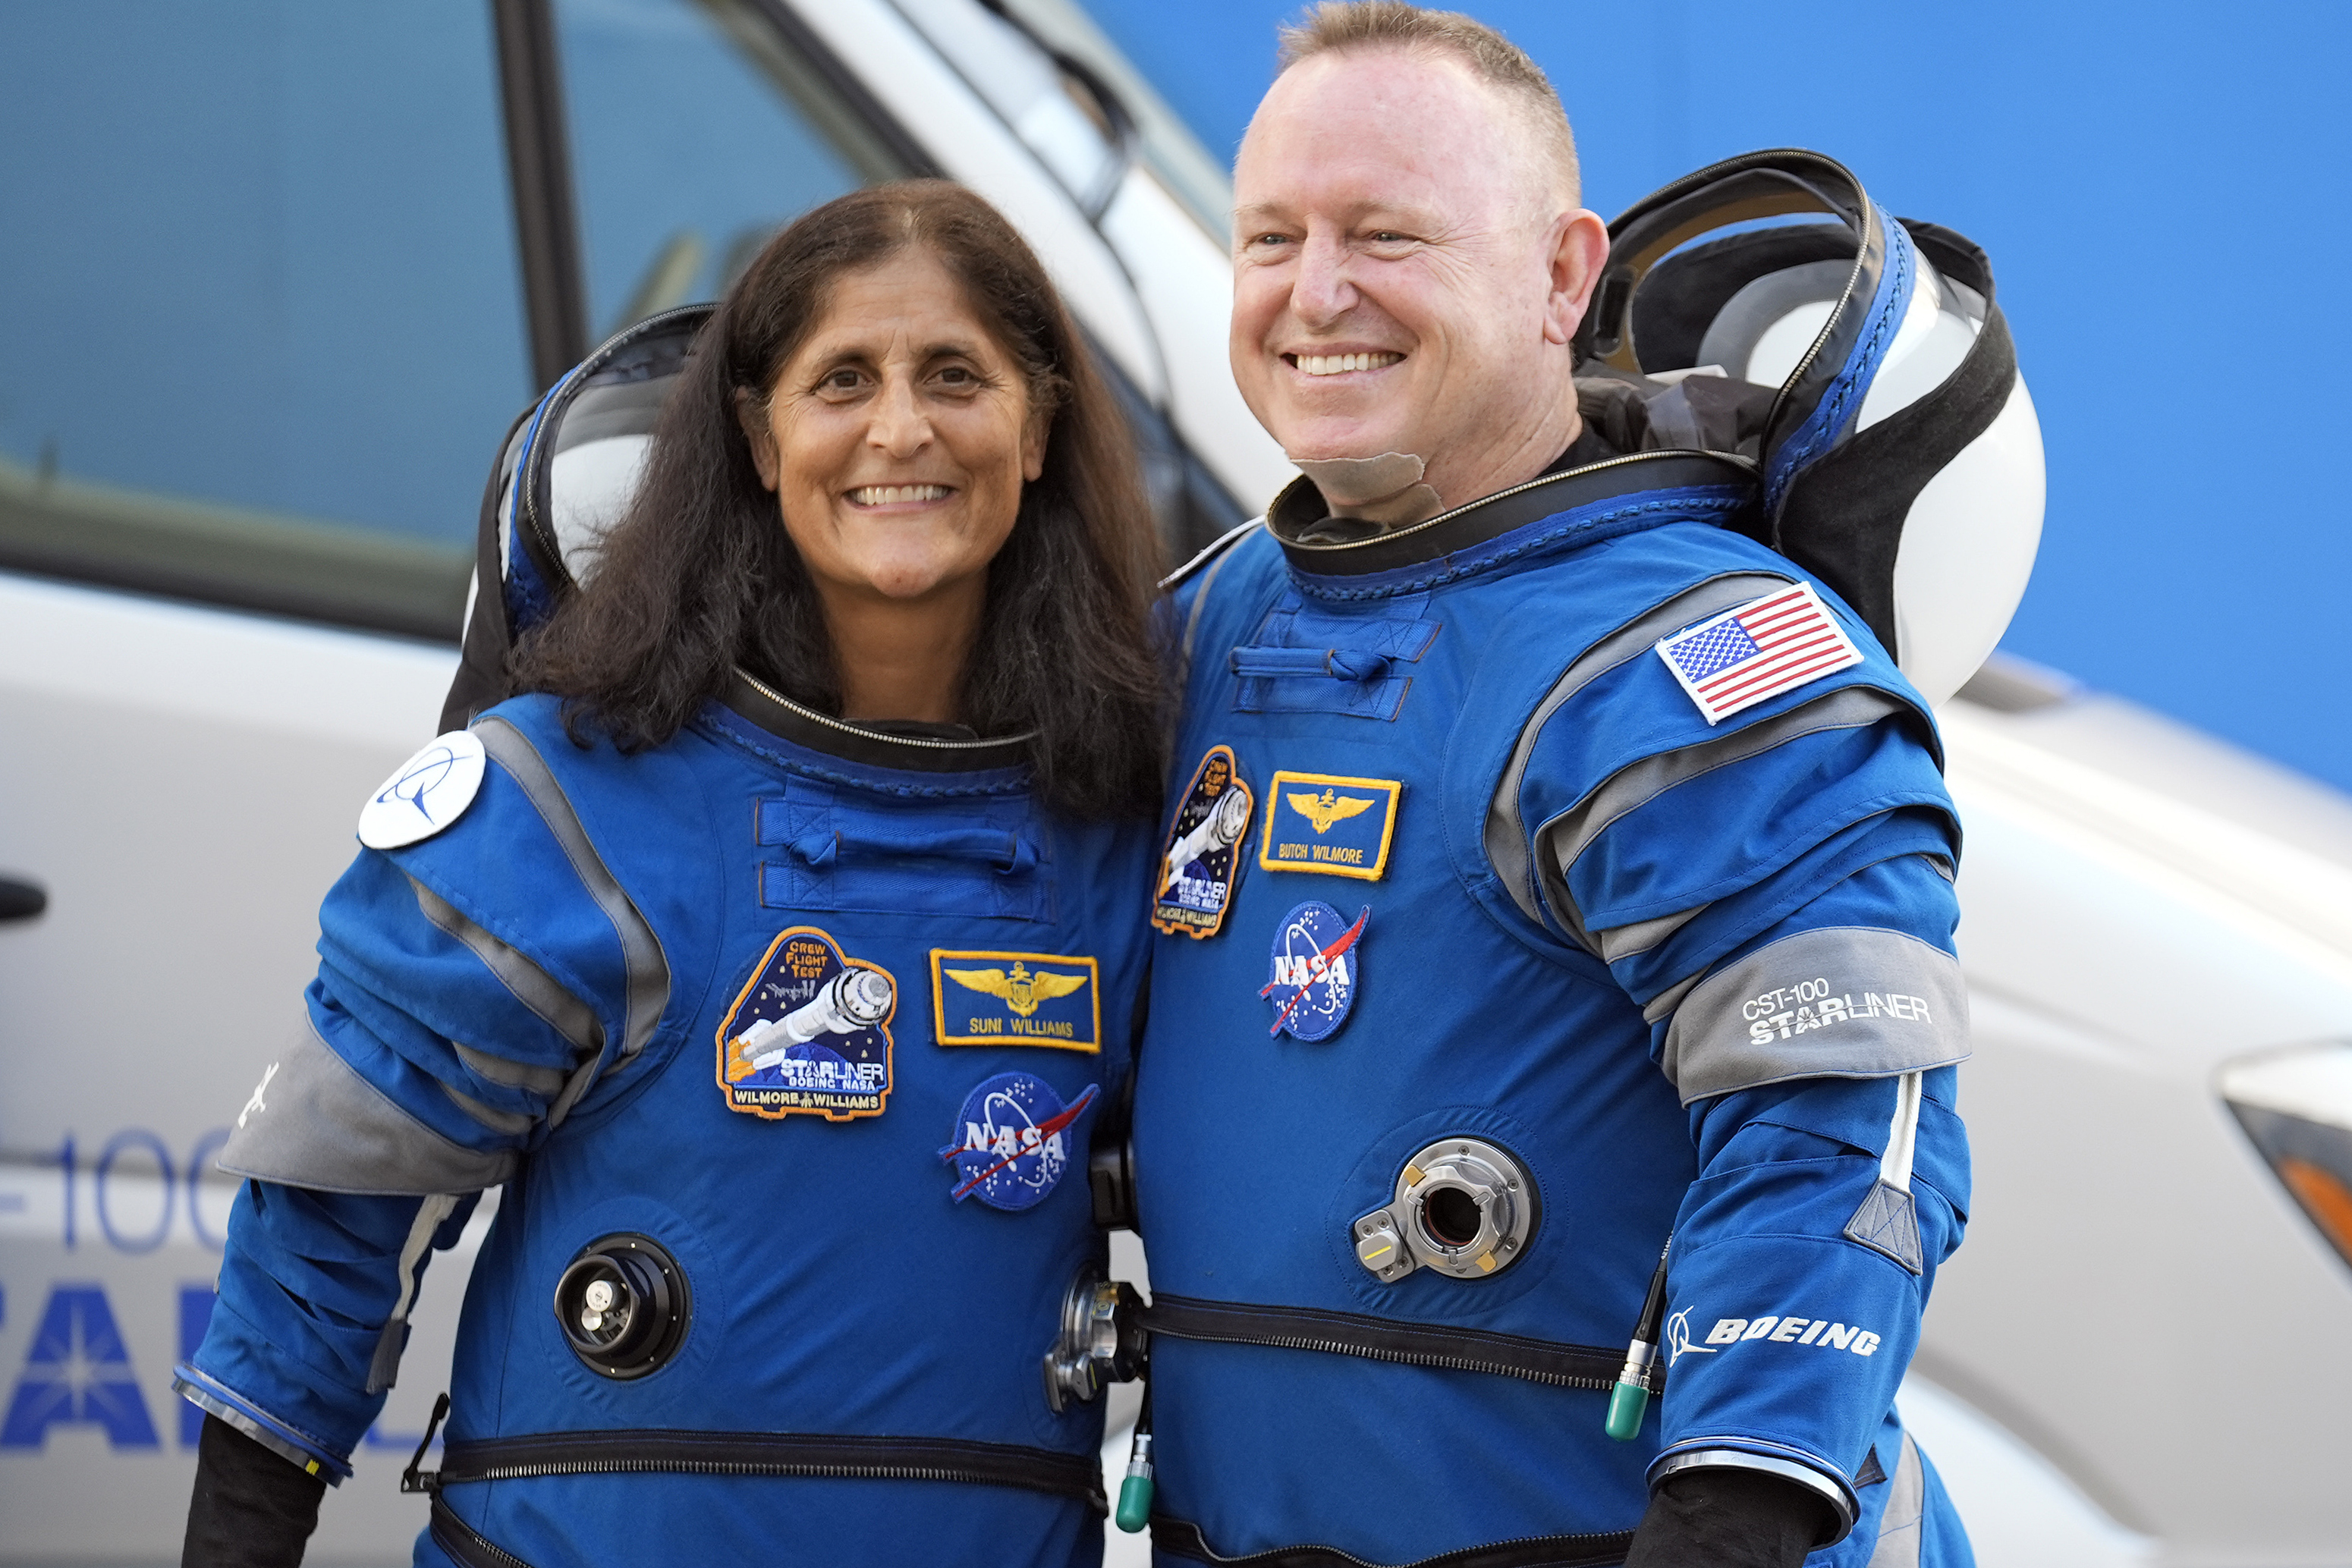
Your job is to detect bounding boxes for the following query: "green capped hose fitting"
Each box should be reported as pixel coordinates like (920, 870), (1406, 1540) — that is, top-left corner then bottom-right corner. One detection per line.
(1605, 1377), (1652, 1441)
(1116, 1431), (1155, 1532)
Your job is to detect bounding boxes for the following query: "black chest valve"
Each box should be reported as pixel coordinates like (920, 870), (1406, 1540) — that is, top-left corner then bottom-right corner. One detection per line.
(1042, 1264), (1148, 1413)
(554, 1233), (693, 1379)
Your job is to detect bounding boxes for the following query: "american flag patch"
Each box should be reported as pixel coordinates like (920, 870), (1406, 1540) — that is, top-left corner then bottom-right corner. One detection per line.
(1654, 582), (1863, 724)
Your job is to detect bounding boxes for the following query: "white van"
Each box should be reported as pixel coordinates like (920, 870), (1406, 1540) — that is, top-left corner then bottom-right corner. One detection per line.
(2, 3), (2346, 1564)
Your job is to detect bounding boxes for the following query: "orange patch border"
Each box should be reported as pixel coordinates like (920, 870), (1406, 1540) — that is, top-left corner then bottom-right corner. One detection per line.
(1152, 743), (1254, 939)
(714, 925), (897, 1123)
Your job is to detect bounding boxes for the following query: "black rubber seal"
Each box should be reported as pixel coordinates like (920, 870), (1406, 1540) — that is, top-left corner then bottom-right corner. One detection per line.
(1151, 1516), (1636, 1568)
(1143, 1294), (1663, 1394)
(1266, 452), (1755, 579)
(720, 672), (1033, 775)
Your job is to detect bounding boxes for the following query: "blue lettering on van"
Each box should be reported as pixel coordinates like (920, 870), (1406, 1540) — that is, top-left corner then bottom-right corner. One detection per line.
(0, 1284), (160, 1448)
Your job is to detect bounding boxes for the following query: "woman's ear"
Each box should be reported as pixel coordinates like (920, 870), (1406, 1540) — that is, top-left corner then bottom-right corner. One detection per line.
(1021, 407), (1049, 485)
(734, 389), (781, 492)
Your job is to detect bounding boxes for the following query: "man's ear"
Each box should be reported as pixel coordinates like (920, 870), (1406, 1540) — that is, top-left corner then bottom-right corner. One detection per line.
(734, 388), (781, 492)
(1541, 209), (1612, 347)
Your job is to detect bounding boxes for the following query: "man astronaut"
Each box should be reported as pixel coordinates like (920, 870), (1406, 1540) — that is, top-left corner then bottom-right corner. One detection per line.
(1128, 5), (2001, 1565)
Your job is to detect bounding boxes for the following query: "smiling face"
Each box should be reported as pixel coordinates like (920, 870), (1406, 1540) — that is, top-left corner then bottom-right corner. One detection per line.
(1231, 48), (1607, 513)
(743, 247), (1044, 607)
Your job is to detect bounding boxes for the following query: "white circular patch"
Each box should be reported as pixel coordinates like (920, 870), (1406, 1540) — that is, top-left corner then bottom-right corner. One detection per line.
(358, 731), (487, 850)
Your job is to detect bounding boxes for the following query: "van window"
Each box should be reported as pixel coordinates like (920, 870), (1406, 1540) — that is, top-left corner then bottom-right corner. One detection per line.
(557, 0), (915, 341)
(0, 3), (530, 639)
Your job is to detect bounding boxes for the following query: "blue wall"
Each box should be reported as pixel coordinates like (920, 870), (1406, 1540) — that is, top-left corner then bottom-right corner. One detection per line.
(1083, 1), (2352, 793)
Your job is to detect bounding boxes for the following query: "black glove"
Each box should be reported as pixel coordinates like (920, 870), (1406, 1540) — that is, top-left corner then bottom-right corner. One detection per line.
(1623, 1466), (1839, 1568)
(182, 1413), (326, 1568)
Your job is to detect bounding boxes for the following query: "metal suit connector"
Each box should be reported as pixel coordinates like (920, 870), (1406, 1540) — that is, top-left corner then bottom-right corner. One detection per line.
(1042, 1265), (1148, 1412)
(1352, 1137), (1539, 1282)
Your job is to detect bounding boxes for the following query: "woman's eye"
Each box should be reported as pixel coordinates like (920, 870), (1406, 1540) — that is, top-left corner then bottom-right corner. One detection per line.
(822, 369), (864, 391)
(936, 366), (973, 385)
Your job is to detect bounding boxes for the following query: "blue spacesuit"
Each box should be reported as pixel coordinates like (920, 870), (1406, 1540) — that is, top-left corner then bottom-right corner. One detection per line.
(178, 678), (1152, 1566)
(1130, 448), (1975, 1567)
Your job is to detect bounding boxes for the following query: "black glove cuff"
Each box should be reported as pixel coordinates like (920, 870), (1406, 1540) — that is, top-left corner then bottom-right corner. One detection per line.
(183, 1412), (327, 1568)
(1622, 1465), (1840, 1568)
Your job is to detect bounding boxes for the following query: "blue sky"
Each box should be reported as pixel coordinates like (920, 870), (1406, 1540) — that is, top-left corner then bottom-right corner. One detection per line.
(1083, 1), (2352, 793)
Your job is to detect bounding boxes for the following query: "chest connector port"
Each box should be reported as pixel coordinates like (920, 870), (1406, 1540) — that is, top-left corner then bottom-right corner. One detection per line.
(553, 1232), (693, 1379)
(1352, 1137), (1539, 1283)
(1042, 1263), (1148, 1413)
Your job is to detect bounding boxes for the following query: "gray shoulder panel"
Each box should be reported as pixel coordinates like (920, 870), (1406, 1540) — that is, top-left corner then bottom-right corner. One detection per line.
(410, 877), (603, 1060)
(472, 716), (671, 1125)
(1864, 1431), (1926, 1568)
(1160, 517), (1262, 593)
(1486, 572), (1793, 932)
(1537, 686), (1909, 935)
(1658, 925), (1969, 1104)
(1171, 520), (1262, 669)
(216, 1020), (514, 1196)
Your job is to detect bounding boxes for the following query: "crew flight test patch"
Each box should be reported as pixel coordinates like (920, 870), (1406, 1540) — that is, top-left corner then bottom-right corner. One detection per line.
(1258, 771), (1401, 881)
(1654, 581), (1862, 724)
(1153, 744), (1253, 936)
(931, 951), (1101, 1052)
(716, 927), (896, 1121)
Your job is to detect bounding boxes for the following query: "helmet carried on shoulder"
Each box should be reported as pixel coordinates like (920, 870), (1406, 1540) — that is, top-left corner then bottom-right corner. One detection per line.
(1575, 149), (2044, 705)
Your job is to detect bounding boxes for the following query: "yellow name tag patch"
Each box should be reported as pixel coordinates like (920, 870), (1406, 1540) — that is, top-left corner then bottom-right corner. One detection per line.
(930, 951), (1102, 1053)
(1258, 771), (1401, 881)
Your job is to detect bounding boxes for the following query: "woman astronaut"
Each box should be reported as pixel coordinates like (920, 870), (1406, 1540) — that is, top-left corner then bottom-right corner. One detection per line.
(176, 182), (1164, 1566)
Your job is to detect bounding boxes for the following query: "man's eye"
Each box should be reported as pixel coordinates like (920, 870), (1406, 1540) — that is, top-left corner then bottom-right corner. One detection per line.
(1369, 231), (1409, 244)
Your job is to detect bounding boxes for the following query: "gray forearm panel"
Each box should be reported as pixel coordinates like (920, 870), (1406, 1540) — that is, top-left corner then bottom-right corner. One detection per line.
(216, 1022), (515, 1196)
(1658, 926), (1969, 1104)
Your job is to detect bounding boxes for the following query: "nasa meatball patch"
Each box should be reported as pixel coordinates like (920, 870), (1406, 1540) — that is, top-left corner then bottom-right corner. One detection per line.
(1153, 744), (1254, 938)
(357, 731), (486, 849)
(939, 1072), (1099, 1211)
(1262, 900), (1369, 1042)
(716, 926), (897, 1122)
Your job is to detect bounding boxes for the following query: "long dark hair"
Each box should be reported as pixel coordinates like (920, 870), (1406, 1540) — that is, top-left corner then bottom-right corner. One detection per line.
(514, 181), (1165, 816)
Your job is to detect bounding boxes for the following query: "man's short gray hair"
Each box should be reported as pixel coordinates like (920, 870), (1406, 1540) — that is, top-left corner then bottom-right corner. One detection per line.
(1275, 2), (1581, 208)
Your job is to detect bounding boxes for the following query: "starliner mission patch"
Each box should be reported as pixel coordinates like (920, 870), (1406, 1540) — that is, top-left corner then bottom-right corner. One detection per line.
(1153, 744), (1254, 938)
(939, 1071), (1099, 1211)
(716, 926), (896, 1121)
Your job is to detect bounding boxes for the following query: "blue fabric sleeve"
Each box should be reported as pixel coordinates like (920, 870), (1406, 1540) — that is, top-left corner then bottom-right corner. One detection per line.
(185, 1183), (479, 1472)
(186, 715), (636, 1471)
(1652, 1064), (1968, 1515)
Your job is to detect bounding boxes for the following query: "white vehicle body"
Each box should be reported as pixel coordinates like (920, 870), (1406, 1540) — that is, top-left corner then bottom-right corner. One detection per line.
(0, 3), (2344, 1564)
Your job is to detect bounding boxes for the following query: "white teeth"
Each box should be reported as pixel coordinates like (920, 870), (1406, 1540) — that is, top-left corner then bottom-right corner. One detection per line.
(1294, 352), (1403, 376)
(849, 485), (951, 505)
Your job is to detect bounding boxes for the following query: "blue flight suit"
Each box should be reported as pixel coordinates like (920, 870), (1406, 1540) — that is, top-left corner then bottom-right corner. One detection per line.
(178, 679), (1151, 1566)
(1134, 451), (1973, 1568)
